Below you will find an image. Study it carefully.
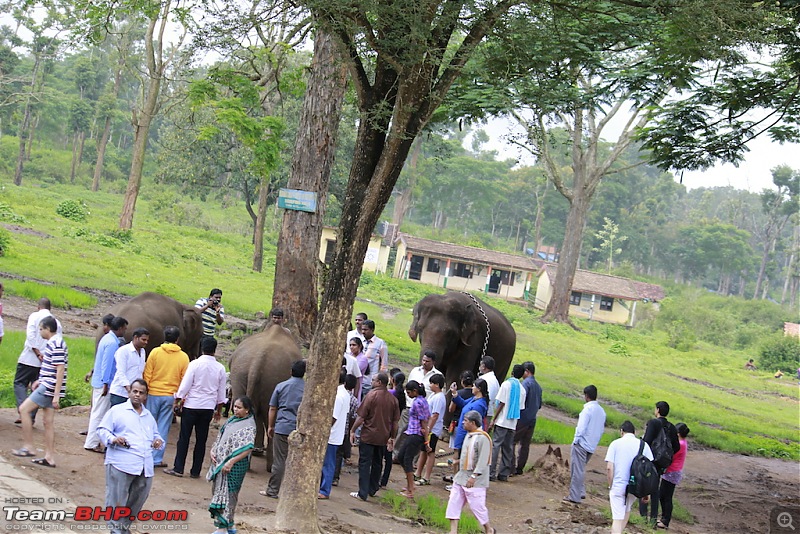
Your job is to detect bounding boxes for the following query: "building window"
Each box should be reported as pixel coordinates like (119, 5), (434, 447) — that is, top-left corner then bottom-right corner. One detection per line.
(499, 270), (514, 287)
(427, 258), (440, 273)
(324, 239), (336, 265)
(600, 296), (614, 311)
(453, 263), (472, 278)
(569, 291), (582, 305)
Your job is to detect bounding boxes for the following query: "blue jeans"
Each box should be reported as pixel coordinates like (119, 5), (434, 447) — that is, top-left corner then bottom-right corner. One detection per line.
(146, 395), (173, 464)
(319, 443), (339, 497)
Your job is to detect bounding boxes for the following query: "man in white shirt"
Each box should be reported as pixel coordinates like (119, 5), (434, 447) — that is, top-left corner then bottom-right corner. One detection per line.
(109, 328), (150, 406)
(565, 385), (607, 504)
(489, 364), (527, 481)
(345, 312), (367, 348)
(13, 298), (62, 423)
(407, 351), (441, 401)
(164, 337), (227, 478)
(360, 320), (388, 394)
(606, 421), (653, 534)
(319, 369), (351, 499)
(479, 356), (500, 421)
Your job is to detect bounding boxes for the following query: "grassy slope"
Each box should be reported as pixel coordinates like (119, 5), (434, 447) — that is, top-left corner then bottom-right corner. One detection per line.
(1, 179), (798, 460)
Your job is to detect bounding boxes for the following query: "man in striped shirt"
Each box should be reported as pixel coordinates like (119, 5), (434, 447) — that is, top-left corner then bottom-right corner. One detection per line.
(195, 288), (225, 342)
(12, 315), (67, 468)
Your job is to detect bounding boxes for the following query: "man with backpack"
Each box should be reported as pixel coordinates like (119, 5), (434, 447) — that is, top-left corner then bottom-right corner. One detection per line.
(606, 421), (653, 534)
(639, 401), (680, 527)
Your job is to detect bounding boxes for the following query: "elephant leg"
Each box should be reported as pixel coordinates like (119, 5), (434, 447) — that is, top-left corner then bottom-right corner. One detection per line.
(253, 416), (266, 455)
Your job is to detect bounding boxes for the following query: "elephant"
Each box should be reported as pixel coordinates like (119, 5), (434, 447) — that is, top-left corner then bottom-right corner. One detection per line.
(409, 292), (516, 422)
(97, 292), (203, 358)
(228, 323), (301, 471)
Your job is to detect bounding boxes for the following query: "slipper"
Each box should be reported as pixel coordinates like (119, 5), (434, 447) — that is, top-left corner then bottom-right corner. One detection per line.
(317, 493), (329, 500)
(442, 475), (453, 483)
(12, 448), (35, 457)
(399, 490), (414, 499)
(349, 492), (365, 501)
(259, 490), (278, 499)
(32, 458), (56, 468)
(414, 478), (429, 486)
(84, 445), (105, 454)
(163, 468), (183, 477)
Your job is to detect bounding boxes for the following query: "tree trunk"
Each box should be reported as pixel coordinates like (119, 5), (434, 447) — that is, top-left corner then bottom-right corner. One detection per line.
(391, 137), (422, 226)
(26, 114), (38, 160)
(753, 239), (771, 299)
(542, 186), (592, 324)
(93, 64), (124, 192)
(13, 105), (32, 186)
(273, 30), (348, 345)
(251, 178), (270, 272)
(70, 131), (80, 183)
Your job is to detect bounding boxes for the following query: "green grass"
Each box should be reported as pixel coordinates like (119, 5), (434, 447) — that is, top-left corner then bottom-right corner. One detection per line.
(0, 331), (96, 408)
(379, 490), (483, 533)
(3, 279), (97, 309)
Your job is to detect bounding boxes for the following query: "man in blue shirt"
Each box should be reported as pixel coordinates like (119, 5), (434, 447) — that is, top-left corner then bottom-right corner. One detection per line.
(564, 385), (606, 504)
(261, 360), (306, 499)
(513, 361), (543, 475)
(97, 379), (164, 534)
(84, 316), (128, 452)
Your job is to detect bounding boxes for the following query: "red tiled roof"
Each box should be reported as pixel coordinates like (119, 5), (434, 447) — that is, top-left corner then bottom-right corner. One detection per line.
(540, 264), (665, 302)
(396, 234), (541, 272)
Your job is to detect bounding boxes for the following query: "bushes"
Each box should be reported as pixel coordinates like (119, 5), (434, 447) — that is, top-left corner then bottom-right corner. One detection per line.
(0, 227), (9, 256)
(56, 199), (89, 222)
(758, 335), (800, 372)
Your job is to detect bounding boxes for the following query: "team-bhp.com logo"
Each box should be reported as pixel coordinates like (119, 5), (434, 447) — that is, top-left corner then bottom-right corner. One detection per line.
(4, 506), (188, 527)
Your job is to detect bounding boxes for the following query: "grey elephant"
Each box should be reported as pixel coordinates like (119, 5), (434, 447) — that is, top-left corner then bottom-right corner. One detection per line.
(228, 323), (300, 471)
(409, 292), (516, 416)
(97, 292), (203, 357)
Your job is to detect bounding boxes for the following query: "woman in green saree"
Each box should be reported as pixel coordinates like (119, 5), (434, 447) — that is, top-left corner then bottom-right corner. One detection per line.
(208, 396), (256, 534)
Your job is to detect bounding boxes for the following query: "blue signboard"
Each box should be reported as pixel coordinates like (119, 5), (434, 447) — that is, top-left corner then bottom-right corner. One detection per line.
(278, 188), (317, 213)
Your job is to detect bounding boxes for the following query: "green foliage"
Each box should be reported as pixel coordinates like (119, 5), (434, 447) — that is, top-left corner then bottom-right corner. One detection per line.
(3, 280), (97, 309)
(61, 226), (141, 251)
(56, 199), (89, 221)
(0, 227), (10, 256)
(758, 335), (800, 372)
(378, 491), (482, 533)
(0, 202), (28, 224)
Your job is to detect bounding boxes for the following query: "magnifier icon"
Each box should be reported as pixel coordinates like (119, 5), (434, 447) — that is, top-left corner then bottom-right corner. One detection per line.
(778, 511), (796, 530)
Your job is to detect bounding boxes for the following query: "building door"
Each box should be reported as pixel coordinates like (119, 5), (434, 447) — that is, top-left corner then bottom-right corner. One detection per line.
(409, 255), (424, 280)
(488, 269), (502, 293)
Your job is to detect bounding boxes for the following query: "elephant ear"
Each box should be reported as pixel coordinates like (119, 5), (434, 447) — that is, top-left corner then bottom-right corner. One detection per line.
(408, 303), (420, 342)
(459, 303), (479, 347)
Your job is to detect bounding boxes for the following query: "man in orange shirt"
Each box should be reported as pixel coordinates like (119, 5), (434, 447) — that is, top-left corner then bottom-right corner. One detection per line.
(143, 326), (189, 467)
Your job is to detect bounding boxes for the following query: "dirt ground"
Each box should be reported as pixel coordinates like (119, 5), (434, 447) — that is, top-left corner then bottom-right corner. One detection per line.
(1, 284), (799, 533)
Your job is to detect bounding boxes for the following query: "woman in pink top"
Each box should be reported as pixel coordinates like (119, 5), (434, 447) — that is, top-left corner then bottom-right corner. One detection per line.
(658, 422), (690, 529)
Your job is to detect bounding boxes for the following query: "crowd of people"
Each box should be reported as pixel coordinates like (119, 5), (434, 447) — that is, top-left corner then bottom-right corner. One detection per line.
(5, 289), (692, 534)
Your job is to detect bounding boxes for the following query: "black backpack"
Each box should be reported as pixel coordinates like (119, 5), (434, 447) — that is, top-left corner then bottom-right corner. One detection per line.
(651, 423), (674, 470)
(627, 439), (660, 498)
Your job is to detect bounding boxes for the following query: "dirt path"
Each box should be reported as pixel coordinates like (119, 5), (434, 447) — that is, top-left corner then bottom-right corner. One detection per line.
(1, 281), (798, 533)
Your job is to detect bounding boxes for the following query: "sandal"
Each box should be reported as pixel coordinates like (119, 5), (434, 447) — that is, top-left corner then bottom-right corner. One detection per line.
(12, 448), (35, 457)
(163, 468), (183, 477)
(399, 490), (414, 499)
(656, 520), (668, 529)
(32, 457), (56, 468)
(442, 475), (453, 483)
(414, 478), (430, 486)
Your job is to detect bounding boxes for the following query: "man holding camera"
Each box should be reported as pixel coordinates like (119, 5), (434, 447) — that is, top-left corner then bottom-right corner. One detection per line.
(195, 288), (225, 343)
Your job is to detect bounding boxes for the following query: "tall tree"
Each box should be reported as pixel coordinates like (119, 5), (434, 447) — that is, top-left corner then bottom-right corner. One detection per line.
(753, 165), (800, 298)
(274, 0), (520, 529)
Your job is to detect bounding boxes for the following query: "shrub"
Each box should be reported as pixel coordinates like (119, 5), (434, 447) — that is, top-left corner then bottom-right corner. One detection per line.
(758, 335), (800, 372)
(0, 227), (9, 256)
(0, 202), (28, 224)
(56, 199), (89, 222)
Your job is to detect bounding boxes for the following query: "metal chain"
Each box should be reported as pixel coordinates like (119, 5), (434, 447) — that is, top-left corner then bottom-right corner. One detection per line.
(462, 291), (490, 358)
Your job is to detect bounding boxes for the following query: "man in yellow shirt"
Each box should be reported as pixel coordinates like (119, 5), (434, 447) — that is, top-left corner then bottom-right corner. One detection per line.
(143, 326), (189, 467)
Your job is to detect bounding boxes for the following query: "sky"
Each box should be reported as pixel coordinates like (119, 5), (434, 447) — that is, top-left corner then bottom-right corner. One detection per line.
(479, 116), (799, 193)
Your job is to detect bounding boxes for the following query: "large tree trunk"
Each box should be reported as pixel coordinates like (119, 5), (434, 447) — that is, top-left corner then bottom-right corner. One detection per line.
(251, 178), (270, 272)
(273, 30), (348, 345)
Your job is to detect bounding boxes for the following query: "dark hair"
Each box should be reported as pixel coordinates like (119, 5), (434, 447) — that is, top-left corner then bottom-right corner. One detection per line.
(621, 420), (635, 433)
(40, 316), (58, 333)
(356, 312), (368, 320)
(473, 378), (489, 399)
(430, 374), (445, 388)
(38, 297), (52, 310)
(110, 316), (128, 331)
(349, 337), (364, 351)
(131, 378), (149, 392)
(460, 370), (475, 387)
(132, 327), (150, 339)
(512, 364), (524, 379)
(481, 356), (495, 371)
(102, 314), (115, 326)
(406, 379), (425, 397)
(523, 361), (536, 375)
(291, 360), (306, 378)
(339, 368), (348, 385)
(209, 289), (222, 297)
(269, 308), (284, 317)
(344, 374), (358, 391)
(656, 401), (670, 417)
(235, 396), (254, 414)
(362, 319), (376, 331)
(676, 422), (690, 438)
(391, 371), (406, 411)
(163, 325), (180, 343)
(375, 372), (389, 386)
(201, 337), (217, 354)
(584, 385), (598, 401)
(422, 350), (437, 363)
